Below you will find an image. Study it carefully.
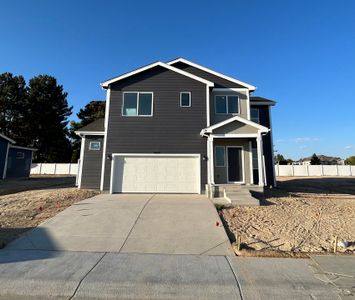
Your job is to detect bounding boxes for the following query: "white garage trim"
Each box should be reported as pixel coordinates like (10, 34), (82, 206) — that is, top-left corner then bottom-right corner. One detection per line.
(110, 153), (201, 194)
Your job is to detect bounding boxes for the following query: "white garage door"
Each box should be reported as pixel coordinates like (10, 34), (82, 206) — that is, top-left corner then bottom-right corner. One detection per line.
(111, 154), (200, 193)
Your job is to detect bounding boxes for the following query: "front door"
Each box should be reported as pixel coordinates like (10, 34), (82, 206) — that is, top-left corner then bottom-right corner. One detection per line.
(227, 147), (244, 183)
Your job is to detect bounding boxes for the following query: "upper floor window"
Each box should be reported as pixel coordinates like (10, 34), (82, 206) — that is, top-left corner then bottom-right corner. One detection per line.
(215, 95), (239, 114)
(122, 92), (153, 116)
(251, 108), (260, 123)
(180, 92), (191, 107)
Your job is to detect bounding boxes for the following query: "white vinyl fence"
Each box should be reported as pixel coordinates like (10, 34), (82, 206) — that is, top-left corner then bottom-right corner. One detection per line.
(31, 163), (78, 175)
(275, 165), (355, 177)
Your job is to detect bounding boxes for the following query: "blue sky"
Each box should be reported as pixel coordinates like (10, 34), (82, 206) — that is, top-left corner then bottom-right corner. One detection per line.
(1, 0), (354, 160)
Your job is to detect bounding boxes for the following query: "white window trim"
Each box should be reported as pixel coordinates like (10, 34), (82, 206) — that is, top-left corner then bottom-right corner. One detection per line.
(89, 141), (101, 151)
(214, 146), (226, 167)
(251, 108), (260, 124)
(180, 92), (191, 107)
(122, 91), (154, 117)
(214, 95), (240, 115)
(226, 146), (245, 184)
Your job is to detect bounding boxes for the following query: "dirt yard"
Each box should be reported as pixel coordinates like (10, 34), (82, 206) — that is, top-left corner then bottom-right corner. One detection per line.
(0, 177), (99, 245)
(222, 177), (355, 254)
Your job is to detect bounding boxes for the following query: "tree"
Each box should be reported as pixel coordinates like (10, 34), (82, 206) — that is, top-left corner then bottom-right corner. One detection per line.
(345, 156), (355, 165)
(310, 153), (321, 165)
(69, 100), (105, 162)
(275, 154), (288, 165)
(26, 75), (72, 162)
(0, 73), (28, 144)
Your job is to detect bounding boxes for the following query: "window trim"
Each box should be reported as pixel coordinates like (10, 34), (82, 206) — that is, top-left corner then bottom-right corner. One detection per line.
(214, 95), (240, 115)
(251, 108), (260, 124)
(89, 141), (101, 151)
(122, 91), (154, 117)
(180, 91), (191, 107)
(214, 146), (226, 167)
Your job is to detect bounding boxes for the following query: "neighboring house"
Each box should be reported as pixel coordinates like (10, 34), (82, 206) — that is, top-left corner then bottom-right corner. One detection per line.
(76, 58), (276, 194)
(0, 133), (35, 179)
(298, 155), (344, 165)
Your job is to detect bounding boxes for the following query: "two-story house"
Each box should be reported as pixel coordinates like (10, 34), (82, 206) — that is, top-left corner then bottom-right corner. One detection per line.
(75, 58), (276, 197)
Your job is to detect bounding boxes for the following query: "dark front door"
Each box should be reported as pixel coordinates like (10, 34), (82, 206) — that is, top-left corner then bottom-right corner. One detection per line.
(227, 147), (243, 182)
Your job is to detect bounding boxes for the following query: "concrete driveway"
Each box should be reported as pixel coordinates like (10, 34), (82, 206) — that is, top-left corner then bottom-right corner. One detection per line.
(1, 193), (344, 300)
(7, 193), (232, 255)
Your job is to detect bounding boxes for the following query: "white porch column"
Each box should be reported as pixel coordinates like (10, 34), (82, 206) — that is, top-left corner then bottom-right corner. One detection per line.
(208, 136), (215, 184)
(256, 134), (264, 186)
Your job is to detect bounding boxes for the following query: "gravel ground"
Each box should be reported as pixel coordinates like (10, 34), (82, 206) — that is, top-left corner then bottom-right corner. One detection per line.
(222, 177), (355, 253)
(0, 187), (99, 244)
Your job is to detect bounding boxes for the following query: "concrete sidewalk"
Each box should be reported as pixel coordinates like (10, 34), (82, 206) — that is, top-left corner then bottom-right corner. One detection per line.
(7, 194), (232, 255)
(0, 250), (342, 300)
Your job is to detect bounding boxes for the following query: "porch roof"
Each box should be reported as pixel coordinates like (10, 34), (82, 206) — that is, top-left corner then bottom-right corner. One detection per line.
(200, 115), (269, 136)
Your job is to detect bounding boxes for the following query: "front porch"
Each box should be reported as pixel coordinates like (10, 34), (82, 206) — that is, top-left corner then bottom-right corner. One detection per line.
(201, 115), (270, 203)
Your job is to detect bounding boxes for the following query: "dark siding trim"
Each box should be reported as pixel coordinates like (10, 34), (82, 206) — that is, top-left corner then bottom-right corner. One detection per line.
(0, 138), (9, 179)
(6, 148), (32, 178)
(251, 105), (275, 186)
(81, 136), (103, 189)
(103, 66), (207, 191)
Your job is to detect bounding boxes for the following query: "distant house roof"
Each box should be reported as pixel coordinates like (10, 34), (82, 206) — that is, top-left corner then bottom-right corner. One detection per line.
(250, 96), (276, 106)
(0, 133), (16, 144)
(75, 118), (105, 135)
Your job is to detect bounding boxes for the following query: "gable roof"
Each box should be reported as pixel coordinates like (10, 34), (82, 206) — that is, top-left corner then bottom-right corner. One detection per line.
(167, 58), (256, 91)
(101, 61), (214, 88)
(200, 115), (269, 135)
(0, 133), (15, 144)
(250, 96), (276, 106)
(75, 118), (105, 135)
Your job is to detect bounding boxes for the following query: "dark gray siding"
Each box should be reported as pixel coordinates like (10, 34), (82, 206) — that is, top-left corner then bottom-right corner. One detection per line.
(6, 147), (32, 178)
(171, 62), (246, 88)
(251, 105), (275, 186)
(103, 66), (207, 191)
(0, 137), (8, 178)
(81, 136), (103, 189)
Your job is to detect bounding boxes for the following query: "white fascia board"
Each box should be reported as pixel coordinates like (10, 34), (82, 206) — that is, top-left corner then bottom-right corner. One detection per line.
(101, 61), (214, 88)
(75, 131), (105, 136)
(9, 145), (37, 151)
(167, 58), (256, 91)
(213, 88), (249, 92)
(0, 133), (15, 144)
(211, 133), (259, 138)
(201, 115), (269, 135)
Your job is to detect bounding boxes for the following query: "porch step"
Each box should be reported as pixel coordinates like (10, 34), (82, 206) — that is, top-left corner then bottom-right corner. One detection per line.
(224, 191), (260, 207)
(210, 185), (264, 198)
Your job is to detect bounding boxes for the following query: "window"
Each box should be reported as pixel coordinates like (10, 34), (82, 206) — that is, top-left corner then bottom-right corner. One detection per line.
(180, 92), (191, 107)
(252, 148), (258, 169)
(215, 146), (225, 167)
(16, 152), (25, 159)
(215, 95), (239, 114)
(122, 92), (153, 116)
(251, 108), (260, 123)
(89, 141), (101, 151)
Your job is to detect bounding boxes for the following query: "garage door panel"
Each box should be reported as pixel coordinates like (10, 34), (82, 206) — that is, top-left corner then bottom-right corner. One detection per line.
(112, 154), (200, 193)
